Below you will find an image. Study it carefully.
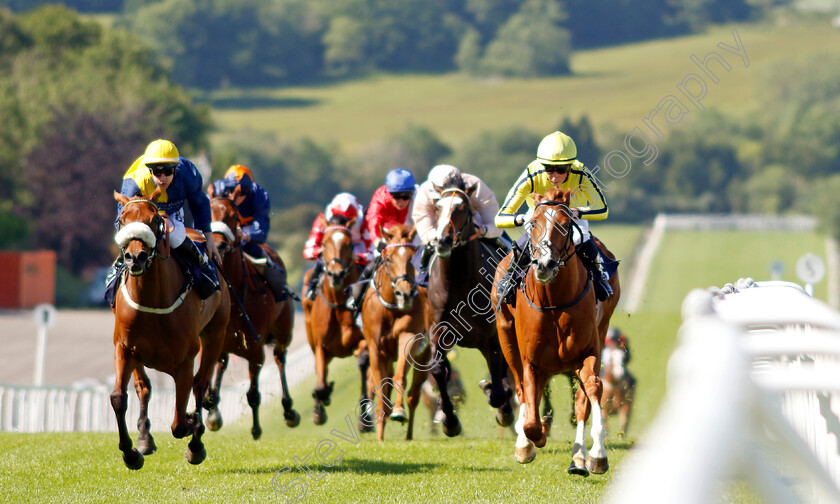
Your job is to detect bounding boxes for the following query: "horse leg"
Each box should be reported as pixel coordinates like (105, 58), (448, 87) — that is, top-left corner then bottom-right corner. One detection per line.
(580, 354), (608, 474)
(389, 333), (416, 425)
(367, 346), (389, 441)
(246, 354), (265, 440)
(430, 346), (461, 437)
(542, 382), (553, 419)
(522, 363), (550, 448)
(111, 344), (143, 469)
(170, 360), (193, 440)
(356, 346), (374, 432)
(479, 342), (515, 427)
(132, 367), (156, 455)
(569, 385), (591, 477)
(205, 354), (228, 432)
(311, 346), (330, 425)
(619, 380), (635, 436)
(273, 345), (301, 428)
(404, 359), (427, 441)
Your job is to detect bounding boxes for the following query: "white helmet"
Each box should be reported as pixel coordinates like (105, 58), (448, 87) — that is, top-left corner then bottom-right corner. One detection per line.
(428, 164), (461, 187)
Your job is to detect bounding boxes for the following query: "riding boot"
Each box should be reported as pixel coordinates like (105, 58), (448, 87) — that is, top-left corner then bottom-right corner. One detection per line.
(495, 243), (529, 308)
(262, 259), (297, 302)
(174, 238), (220, 300)
(576, 238), (613, 302)
(104, 257), (124, 307)
(415, 244), (434, 287)
(304, 260), (324, 301)
(347, 260), (376, 312)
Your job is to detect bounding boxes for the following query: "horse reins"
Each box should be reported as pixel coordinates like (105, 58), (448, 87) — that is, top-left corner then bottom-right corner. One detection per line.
(372, 243), (419, 310)
(315, 225), (355, 308)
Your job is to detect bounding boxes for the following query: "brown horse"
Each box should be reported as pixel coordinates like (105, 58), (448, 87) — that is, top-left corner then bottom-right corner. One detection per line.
(492, 187), (620, 474)
(111, 191), (230, 469)
(360, 225), (431, 440)
(203, 197), (300, 440)
(422, 182), (515, 437)
(600, 341), (635, 437)
(301, 215), (370, 428)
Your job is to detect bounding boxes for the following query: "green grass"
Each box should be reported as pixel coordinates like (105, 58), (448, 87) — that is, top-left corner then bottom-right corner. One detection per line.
(0, 227), (827, 502)
(207, 20), (839, 153)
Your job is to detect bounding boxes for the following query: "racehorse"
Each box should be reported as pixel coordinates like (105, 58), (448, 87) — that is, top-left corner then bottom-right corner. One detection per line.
(492, 187), (620, 474)
(600, 342), (635, 437)
(359, 224), (430, 440)
(111, 191), (230, 469)
(301, 215), (370, 428)
(203, 197), (300, 440)
(424, 179), (515, 437)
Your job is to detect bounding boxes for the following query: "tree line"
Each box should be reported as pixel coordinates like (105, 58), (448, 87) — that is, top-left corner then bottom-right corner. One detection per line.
(3, 0), (757, 88)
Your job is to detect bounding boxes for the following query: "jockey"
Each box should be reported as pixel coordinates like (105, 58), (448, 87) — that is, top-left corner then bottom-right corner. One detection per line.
(303, 192), (372, 301)
(412, 164), (507, 284)
(210, 164), (293, 302)
(107, 139), (220, 303)
(347, 168), (418, 312)
(494, 131), (614, 304)
(606, 326), (631, 363)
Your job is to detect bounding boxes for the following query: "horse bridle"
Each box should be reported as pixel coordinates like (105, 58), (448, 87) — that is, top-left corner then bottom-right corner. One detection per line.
(117, 199), (169, 272)
(528, 200), (579, 269)
(436, 188), (481, 249)
(322, 225), (354, 286)
(373, 242), (419, 309)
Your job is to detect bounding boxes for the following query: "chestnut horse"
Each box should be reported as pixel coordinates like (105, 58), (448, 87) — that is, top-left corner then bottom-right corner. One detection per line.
(360, 225), (431, 440)
(423, 182), (515, 437)
(492, 188), (620, 474)
(111, 192), (230, 469)
(203, 197), (300, 439)
(301, 215), (370, 428)
(600, 342), (635, 437)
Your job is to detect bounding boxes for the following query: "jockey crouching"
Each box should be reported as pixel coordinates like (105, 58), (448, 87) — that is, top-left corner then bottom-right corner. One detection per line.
(210, 165), (295, 302)
(346, 168), (418, 313)
(106, 139), (220, 305)
(412, 164), (511, 287)
(494, 131), (614, 305)
(303, 193), (372, 301)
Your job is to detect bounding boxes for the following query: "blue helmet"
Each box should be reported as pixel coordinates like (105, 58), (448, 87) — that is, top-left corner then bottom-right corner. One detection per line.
(385, 168), (416, 193)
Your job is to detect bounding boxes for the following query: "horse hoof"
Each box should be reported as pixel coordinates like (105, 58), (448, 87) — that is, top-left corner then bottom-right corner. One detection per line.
(206, 411), (223, 432)
(514, 443), (536, 464)
(358, 421), (375, 433)
(390, 407), (408, 423)
(567, 460), (590, 477)
(122, 449), (144, 470)
(312, 408), (327, 425)
(586, 456), (609, 474)
(495, 406), (515, 427)
(285, 409), (301, 428)
(442, 416), (461, 438)
(251, 426), (262, 440)
(137, 437), (157, 455)
(186, 444), (207, 465)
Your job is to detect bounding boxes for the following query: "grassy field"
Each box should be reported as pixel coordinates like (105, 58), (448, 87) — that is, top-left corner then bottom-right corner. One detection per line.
(207, 19), (839, 154)
(1, 232), (828, 501)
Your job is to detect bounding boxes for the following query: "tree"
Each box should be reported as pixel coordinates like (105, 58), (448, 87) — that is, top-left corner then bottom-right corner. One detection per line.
(451, 127), (541, 199)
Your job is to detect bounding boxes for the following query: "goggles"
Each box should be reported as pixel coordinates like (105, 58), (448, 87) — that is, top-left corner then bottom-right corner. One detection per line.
(147, 162), (178, 177)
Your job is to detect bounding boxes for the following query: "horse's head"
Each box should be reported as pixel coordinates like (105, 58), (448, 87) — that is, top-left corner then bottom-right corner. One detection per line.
(379, 224), (418, 310)
(322, 214), (355, 290)
(210, 197), (241, 260)
(432, 175), (477, 258)
(114, 190), (166, 276)
(528, 188), (577, 283)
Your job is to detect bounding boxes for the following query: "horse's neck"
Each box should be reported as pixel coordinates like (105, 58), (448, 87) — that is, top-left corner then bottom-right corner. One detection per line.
(373, 264), (395, 304)
(223, 248), (249, 292)
(124, 256), (183, 305)
(530, 256), (588, 304)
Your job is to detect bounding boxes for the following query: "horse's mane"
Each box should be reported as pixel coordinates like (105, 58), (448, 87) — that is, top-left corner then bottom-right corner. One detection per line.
(539, 187), (569, 205)
(439, 172), (466, 191)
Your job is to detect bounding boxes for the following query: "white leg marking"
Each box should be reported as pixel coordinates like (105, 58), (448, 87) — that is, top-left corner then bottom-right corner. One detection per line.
(589, 399), (607, 459)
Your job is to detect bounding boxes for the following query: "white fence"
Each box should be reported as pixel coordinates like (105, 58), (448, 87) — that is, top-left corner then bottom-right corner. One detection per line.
(0, 345), (314, 433)
(607, 279), (840, 504)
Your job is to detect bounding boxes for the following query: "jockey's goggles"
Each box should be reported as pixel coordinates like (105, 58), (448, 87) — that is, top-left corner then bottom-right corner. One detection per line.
(147, 162), (178, 176)
(542, 163), (571, 174)
(390, 191), (413, 201)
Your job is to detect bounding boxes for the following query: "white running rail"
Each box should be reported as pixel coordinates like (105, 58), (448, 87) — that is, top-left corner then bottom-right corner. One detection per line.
(607, 279), (840, 504)
(0, 345), (314, 433)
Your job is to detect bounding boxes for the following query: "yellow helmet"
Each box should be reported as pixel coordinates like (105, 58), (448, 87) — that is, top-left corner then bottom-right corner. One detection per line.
(142, 139), (180, 165)
(536, 131), (576, 165)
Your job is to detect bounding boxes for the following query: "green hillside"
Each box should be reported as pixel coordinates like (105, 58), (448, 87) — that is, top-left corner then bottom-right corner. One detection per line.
(208, 20), (838, 153)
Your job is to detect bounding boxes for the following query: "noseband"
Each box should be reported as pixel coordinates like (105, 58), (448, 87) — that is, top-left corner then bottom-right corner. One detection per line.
(116, 199), (168, 272)
(528, 200), (579, 269)
(323, 225), (353, 282)
(373, 242), (418, 309)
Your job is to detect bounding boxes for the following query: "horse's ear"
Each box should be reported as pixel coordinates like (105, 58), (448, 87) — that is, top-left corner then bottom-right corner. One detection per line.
(408, 225), (417, 242)
(533, 192), (544, 205)
(347, 217), (356, 230)
(148, 187), (162, 202)
(379, 224), (390, 242)
(466, 182), (478, 198)
(114, 191), (129, 205)
(317, 213), (327, 228)
(560, 189), (572, 205)
(207, 184), (217, 198)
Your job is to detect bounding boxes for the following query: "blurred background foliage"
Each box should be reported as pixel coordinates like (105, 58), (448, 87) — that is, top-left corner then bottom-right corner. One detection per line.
(0, 1), (839, 305)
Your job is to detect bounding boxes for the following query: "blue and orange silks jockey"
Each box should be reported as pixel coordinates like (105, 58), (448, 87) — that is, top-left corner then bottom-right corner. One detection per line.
(494, 131), (614, 303)
(105, 139), (221, 305)
(210, 164), (293, 302)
